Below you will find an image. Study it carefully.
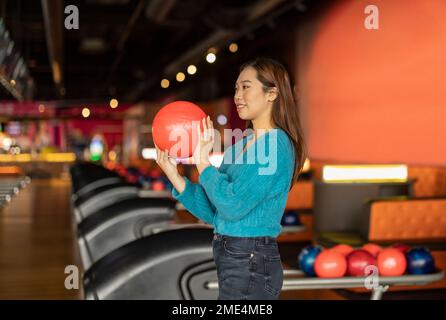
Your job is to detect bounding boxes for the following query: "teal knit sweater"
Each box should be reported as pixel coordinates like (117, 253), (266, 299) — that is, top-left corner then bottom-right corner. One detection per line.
(172, 128), (295, 237)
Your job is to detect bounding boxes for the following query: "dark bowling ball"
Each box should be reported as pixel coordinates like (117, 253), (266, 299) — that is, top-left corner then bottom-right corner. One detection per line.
(281, 210), (301, 226)
(298, 245), (323, 277)
(138, 175), (151, 189)
(125, 167), (141, 183)
(126, 167), (141, 176)
(406, 247), (435, 274)
(346, 249), (377, 277)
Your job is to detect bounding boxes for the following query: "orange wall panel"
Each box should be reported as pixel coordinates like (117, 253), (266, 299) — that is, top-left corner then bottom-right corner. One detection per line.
(298, 0), (446, 166)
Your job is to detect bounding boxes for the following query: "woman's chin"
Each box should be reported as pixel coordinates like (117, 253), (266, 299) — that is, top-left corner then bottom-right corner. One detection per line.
(237, 111), (250, 120)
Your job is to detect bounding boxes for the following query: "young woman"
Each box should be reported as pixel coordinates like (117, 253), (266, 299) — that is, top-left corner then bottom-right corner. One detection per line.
(155, 57), (306, 300)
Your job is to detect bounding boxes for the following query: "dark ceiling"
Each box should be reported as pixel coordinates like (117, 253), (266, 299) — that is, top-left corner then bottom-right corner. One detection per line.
(1, 0), (327, 105)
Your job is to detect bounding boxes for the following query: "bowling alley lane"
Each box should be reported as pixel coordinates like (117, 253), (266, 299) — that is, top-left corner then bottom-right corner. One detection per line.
(0, 172), (82, 299)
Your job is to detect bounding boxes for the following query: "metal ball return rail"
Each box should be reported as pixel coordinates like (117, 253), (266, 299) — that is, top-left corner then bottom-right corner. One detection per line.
(204, 269), (445, 300)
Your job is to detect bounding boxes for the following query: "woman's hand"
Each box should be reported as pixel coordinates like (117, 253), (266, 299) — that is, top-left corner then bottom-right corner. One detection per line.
(155, 145), (186, 193)
(193, 116), (214, 166)
(155, 145), (179, 178)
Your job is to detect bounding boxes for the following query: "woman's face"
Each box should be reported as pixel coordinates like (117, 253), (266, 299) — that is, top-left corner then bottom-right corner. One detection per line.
(234, 67), (272, 121)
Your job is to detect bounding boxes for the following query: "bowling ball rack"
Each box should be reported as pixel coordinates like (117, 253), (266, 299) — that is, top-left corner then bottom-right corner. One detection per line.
(204, 268), (444, 300)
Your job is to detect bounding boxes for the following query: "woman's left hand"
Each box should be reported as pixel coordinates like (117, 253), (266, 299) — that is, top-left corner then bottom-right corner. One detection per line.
(193, 115), (214, 166)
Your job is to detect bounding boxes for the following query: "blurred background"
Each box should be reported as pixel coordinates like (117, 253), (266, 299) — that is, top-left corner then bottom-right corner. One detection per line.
(0, 0), (445, 300)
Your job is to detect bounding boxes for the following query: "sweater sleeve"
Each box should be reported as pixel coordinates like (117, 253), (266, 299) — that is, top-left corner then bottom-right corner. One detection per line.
(198, 133), (292, 221)
(171, 177), (216, 225)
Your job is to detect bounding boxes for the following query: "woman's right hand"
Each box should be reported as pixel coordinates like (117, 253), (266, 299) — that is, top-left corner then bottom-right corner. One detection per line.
(155, 145), (179, 178)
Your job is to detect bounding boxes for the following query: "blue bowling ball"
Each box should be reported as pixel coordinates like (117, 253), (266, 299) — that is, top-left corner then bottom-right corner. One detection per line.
(406, 247), (435, 274)
(157, 176), (172, 190)
(281, 210), (301, 226)
(298, 245), (323, 276)
(138, 175), (151, 189)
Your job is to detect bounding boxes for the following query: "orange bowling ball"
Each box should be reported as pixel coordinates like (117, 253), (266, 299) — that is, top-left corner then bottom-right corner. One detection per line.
(331, 244), (354, 257)
(377, 248), (407, 276)
(152, 101), (207, 158)
(362, 243), (383, 257)
(314, 250), (347, 278)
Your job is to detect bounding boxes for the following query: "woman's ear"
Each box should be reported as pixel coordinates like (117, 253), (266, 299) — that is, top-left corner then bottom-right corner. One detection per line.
(267, 87), (278, 102)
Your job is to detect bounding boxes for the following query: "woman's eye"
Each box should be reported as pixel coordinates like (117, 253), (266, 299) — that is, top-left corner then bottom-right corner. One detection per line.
(234, 85), (249, 91)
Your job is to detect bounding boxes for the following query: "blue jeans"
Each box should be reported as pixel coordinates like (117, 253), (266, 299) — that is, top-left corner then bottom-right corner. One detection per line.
(212, 233), (283, 300)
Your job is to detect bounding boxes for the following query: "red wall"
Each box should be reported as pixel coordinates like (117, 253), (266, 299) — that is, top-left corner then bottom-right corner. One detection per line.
(298, 0), (446, 166)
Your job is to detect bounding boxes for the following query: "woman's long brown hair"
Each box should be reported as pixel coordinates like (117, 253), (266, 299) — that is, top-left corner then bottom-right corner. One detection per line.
(240, 57), (307, 188)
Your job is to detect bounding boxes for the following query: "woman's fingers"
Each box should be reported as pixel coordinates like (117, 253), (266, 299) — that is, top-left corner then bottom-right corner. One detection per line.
(155, 145), (160, 163)
(208, 117), (211, 141)
(202, 118), (208, 141)
(159, 150), (165, 164)
(202, 116), (216, 142)
(155, 145), (169, 166)
(168, 156), (177, 167)
(198, 116), (216, 142)
(208, 117), (214, 141)
(196, 123), (201, 142)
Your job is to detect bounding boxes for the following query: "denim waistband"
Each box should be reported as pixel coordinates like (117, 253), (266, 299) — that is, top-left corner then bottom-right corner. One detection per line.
(213, 233), (277, 245)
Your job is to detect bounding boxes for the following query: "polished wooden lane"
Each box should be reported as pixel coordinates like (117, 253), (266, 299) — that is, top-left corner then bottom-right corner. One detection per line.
(0, 177), (82, 299)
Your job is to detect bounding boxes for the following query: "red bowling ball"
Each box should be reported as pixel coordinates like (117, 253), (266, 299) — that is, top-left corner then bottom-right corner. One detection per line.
(152, 101), (207, 158)
(392, 243), (411, 254)
(346, 249), (377, 277)
(151, 180), (166, 191)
